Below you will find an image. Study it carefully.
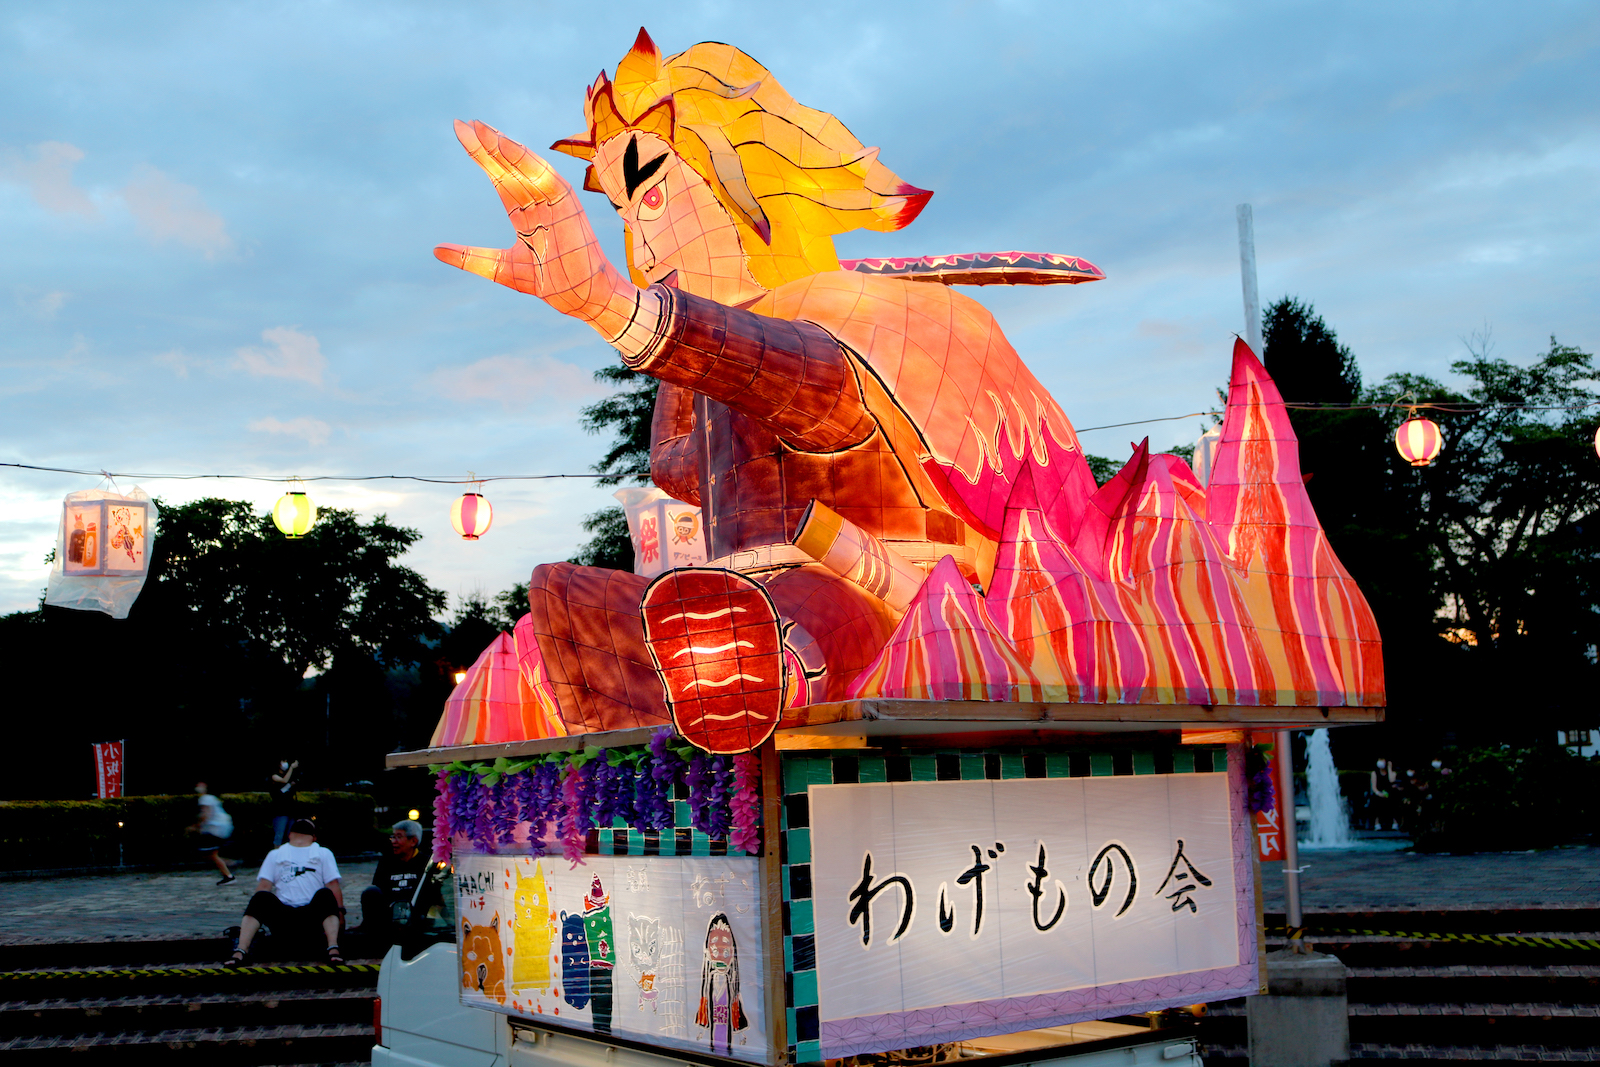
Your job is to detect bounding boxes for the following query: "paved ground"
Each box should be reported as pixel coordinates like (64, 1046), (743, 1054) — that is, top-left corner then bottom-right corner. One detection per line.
(0, 860), (378, 944)
(1, 844), (1595, 946)
(1260, 843), (1600, 912)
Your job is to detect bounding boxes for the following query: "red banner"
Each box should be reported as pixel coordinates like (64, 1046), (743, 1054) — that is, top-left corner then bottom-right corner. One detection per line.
(1254, 807), (1284, 862)
(93, 740), (124, 798)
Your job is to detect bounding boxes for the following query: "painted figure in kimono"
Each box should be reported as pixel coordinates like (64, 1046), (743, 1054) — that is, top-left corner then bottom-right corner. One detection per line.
(560, 912), (591, 1009)
(583, 875), (616, 1033)
(435, 30), (1383, 749)
(694, 912), (746, 1053)
(512, 862), (554, 992)
(629, 914), (662, 1012)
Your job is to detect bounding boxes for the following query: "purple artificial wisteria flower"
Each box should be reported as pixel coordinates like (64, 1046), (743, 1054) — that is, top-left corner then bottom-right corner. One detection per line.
(685, 752), (713, 836)
(513, 768), (542, 856)
(489, 775), (520, 850)
(729, 751), (762, 855)
(639, 728), (682, 832)
(559, 760), (588, 867)
(701, 755), (733, 840)
(431, 769), (453, 863)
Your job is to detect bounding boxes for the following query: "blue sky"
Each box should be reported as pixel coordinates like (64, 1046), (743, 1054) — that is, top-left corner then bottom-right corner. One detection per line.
(4, 1), (1597, 616)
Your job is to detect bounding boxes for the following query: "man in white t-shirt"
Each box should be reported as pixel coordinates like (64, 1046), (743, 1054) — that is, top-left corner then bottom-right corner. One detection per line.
(226, 817), (347, 966)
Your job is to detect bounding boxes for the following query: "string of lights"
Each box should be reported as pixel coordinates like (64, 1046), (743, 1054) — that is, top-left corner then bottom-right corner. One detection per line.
(4, 399), (1595, 487)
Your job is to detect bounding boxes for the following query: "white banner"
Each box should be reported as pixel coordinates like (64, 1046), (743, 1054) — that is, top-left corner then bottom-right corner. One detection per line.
(808, 773), (1254, 1051)
(456, 852), (768, 1063)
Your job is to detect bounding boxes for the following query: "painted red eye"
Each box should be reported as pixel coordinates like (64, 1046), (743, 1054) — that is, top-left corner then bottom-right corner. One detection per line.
(642, 186), (664, 210)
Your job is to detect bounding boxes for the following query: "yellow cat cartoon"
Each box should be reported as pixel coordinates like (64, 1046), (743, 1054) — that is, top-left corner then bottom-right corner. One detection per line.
(512, 861), (555, 992)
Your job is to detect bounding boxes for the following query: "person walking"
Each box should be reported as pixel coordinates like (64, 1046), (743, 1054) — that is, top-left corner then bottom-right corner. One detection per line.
(268, 758), (299, 846)
(191, 781), (235, 885)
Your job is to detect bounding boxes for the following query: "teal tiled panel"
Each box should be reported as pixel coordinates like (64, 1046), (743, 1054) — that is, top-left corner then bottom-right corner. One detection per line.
(858, 758), (887, 783)
(909, 755), (937, 781)
(1090, 752), (1114, 776)
(1133, 751), (1156, 775)
(788, 827), (812, 865)
(1000, 754), (1025, 778)
(789, 898), (814, 934)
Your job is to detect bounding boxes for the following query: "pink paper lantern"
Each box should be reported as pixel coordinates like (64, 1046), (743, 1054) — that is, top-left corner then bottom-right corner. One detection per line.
(451, 491), (492, 540)
(1394, 417), (1443, 467)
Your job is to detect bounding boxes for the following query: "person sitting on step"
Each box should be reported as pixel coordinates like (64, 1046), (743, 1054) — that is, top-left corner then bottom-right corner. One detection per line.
(225, 817), (346, 966)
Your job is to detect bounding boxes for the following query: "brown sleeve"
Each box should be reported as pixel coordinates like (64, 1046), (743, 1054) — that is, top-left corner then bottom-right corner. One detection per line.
(650, 380), (701, 506)
(623, 285), (876, 454)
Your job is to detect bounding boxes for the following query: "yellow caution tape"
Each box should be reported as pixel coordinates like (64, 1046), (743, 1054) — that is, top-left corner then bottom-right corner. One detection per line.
(0, 962), (381, 980)
(1267, 925), (1600, 950)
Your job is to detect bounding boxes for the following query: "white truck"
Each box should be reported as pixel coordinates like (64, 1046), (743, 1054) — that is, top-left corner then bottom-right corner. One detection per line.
(374, 940), (1203, 1067)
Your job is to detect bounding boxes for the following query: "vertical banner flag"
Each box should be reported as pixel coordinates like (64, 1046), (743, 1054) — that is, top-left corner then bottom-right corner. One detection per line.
(1250, 731), (1283, 861)
(93, 740), (125, 798)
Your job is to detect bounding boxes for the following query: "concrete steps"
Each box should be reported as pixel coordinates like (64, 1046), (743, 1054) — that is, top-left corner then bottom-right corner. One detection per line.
(0, 937), (380, 1066)
(1199, 909), (1600, 1064)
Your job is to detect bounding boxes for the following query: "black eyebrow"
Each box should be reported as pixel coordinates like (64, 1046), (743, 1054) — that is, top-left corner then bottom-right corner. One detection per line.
(623, 134), (667, 200)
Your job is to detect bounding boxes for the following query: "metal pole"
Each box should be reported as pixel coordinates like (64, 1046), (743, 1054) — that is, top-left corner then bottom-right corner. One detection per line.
(1276, 728), (1305, 952)
(1236, 204), (1263, 355)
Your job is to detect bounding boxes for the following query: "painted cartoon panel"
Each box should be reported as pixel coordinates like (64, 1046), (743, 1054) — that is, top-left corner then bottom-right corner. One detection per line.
(456, 852), (767, 1063)
(512, 861), (554, 992)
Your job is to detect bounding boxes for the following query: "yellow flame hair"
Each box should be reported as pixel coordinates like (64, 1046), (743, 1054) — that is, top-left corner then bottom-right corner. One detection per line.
(551, 29), (931, 290)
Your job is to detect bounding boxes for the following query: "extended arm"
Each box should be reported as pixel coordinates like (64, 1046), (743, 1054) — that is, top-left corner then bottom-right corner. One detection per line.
(434, 122), (873, 455)
(624, 286), (874, 454)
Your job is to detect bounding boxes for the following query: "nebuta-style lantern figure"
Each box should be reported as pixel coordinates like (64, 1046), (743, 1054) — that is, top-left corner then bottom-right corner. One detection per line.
(435, 29), (1382, 753)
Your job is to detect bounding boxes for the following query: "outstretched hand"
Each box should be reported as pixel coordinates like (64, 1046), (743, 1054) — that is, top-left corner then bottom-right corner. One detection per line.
(434, 120), (631, 329)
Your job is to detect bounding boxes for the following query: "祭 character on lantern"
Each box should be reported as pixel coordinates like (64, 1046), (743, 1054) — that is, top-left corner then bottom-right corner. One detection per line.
(435, 29), (1383, 755)
(693, 912), (746, 1053)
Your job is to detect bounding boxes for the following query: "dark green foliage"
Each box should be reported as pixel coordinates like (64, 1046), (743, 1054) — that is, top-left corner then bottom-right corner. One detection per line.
(0, 499), (448, 799)
(1410, 745), (1599, 853)
(572, 364), (655, 567)
(569, 506), (635, 572)
(1366, 336), (1600, 746)
(0, 791), (380, 871)
(580, 365), (656, 487)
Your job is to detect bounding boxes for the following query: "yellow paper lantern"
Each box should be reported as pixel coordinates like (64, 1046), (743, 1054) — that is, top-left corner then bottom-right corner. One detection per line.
(1394, 417), (1443, 467)
(452, 491), (493, 540)
(273, 490), (318, 539)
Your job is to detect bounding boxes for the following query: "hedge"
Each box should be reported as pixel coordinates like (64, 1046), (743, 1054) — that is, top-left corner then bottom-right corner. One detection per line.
(0, 791), (381, 872)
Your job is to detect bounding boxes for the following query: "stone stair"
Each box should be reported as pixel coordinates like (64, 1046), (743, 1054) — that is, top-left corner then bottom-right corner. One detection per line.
(1197, 909), (1600, 1063)
(0, 935), (382, 1065)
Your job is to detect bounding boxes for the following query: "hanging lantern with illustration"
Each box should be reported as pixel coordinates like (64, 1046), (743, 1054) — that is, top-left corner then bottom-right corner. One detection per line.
(1394, 416), (1443, 467)
(273, 488), (318, 539)
(452, 491), (493, 540)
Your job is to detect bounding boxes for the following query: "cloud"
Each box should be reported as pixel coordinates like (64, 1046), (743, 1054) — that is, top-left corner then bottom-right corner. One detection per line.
(429, 353), (605, 410)
(16, 289), (69, 319)
(120, 164), (233, 257)
(248, 416), (331, 445)
(236, 326), (327, 385)
(4, 141), (97, 217)
(154, 349), (196, 378)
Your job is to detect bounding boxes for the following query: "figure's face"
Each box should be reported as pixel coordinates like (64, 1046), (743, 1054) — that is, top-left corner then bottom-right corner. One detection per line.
(594, 132), (765, 305)
(707, 924), (733, 969)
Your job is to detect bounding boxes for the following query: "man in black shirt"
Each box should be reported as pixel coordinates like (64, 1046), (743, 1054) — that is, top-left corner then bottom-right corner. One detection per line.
(358, 820), (428, 942)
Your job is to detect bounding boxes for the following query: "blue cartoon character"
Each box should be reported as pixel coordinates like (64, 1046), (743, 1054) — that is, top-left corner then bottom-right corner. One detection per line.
(560, 912), (591, 1009)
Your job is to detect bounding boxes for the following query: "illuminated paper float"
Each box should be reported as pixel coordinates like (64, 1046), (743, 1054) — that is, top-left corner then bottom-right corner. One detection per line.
(409, 28), (1384, 1066)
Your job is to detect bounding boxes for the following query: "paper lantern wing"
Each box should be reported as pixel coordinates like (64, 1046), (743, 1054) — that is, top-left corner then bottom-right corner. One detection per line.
(839, 251), (1104, 287)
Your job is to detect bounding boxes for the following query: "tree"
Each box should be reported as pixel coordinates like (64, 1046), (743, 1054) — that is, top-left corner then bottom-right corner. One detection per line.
(570, 364), (653, 569)
(0, 498), (448, 798)
(1371, 336), (1600, 740)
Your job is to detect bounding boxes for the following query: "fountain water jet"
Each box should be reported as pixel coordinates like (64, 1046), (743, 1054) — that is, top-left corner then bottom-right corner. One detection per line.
(1302, 727), (1353, 848)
